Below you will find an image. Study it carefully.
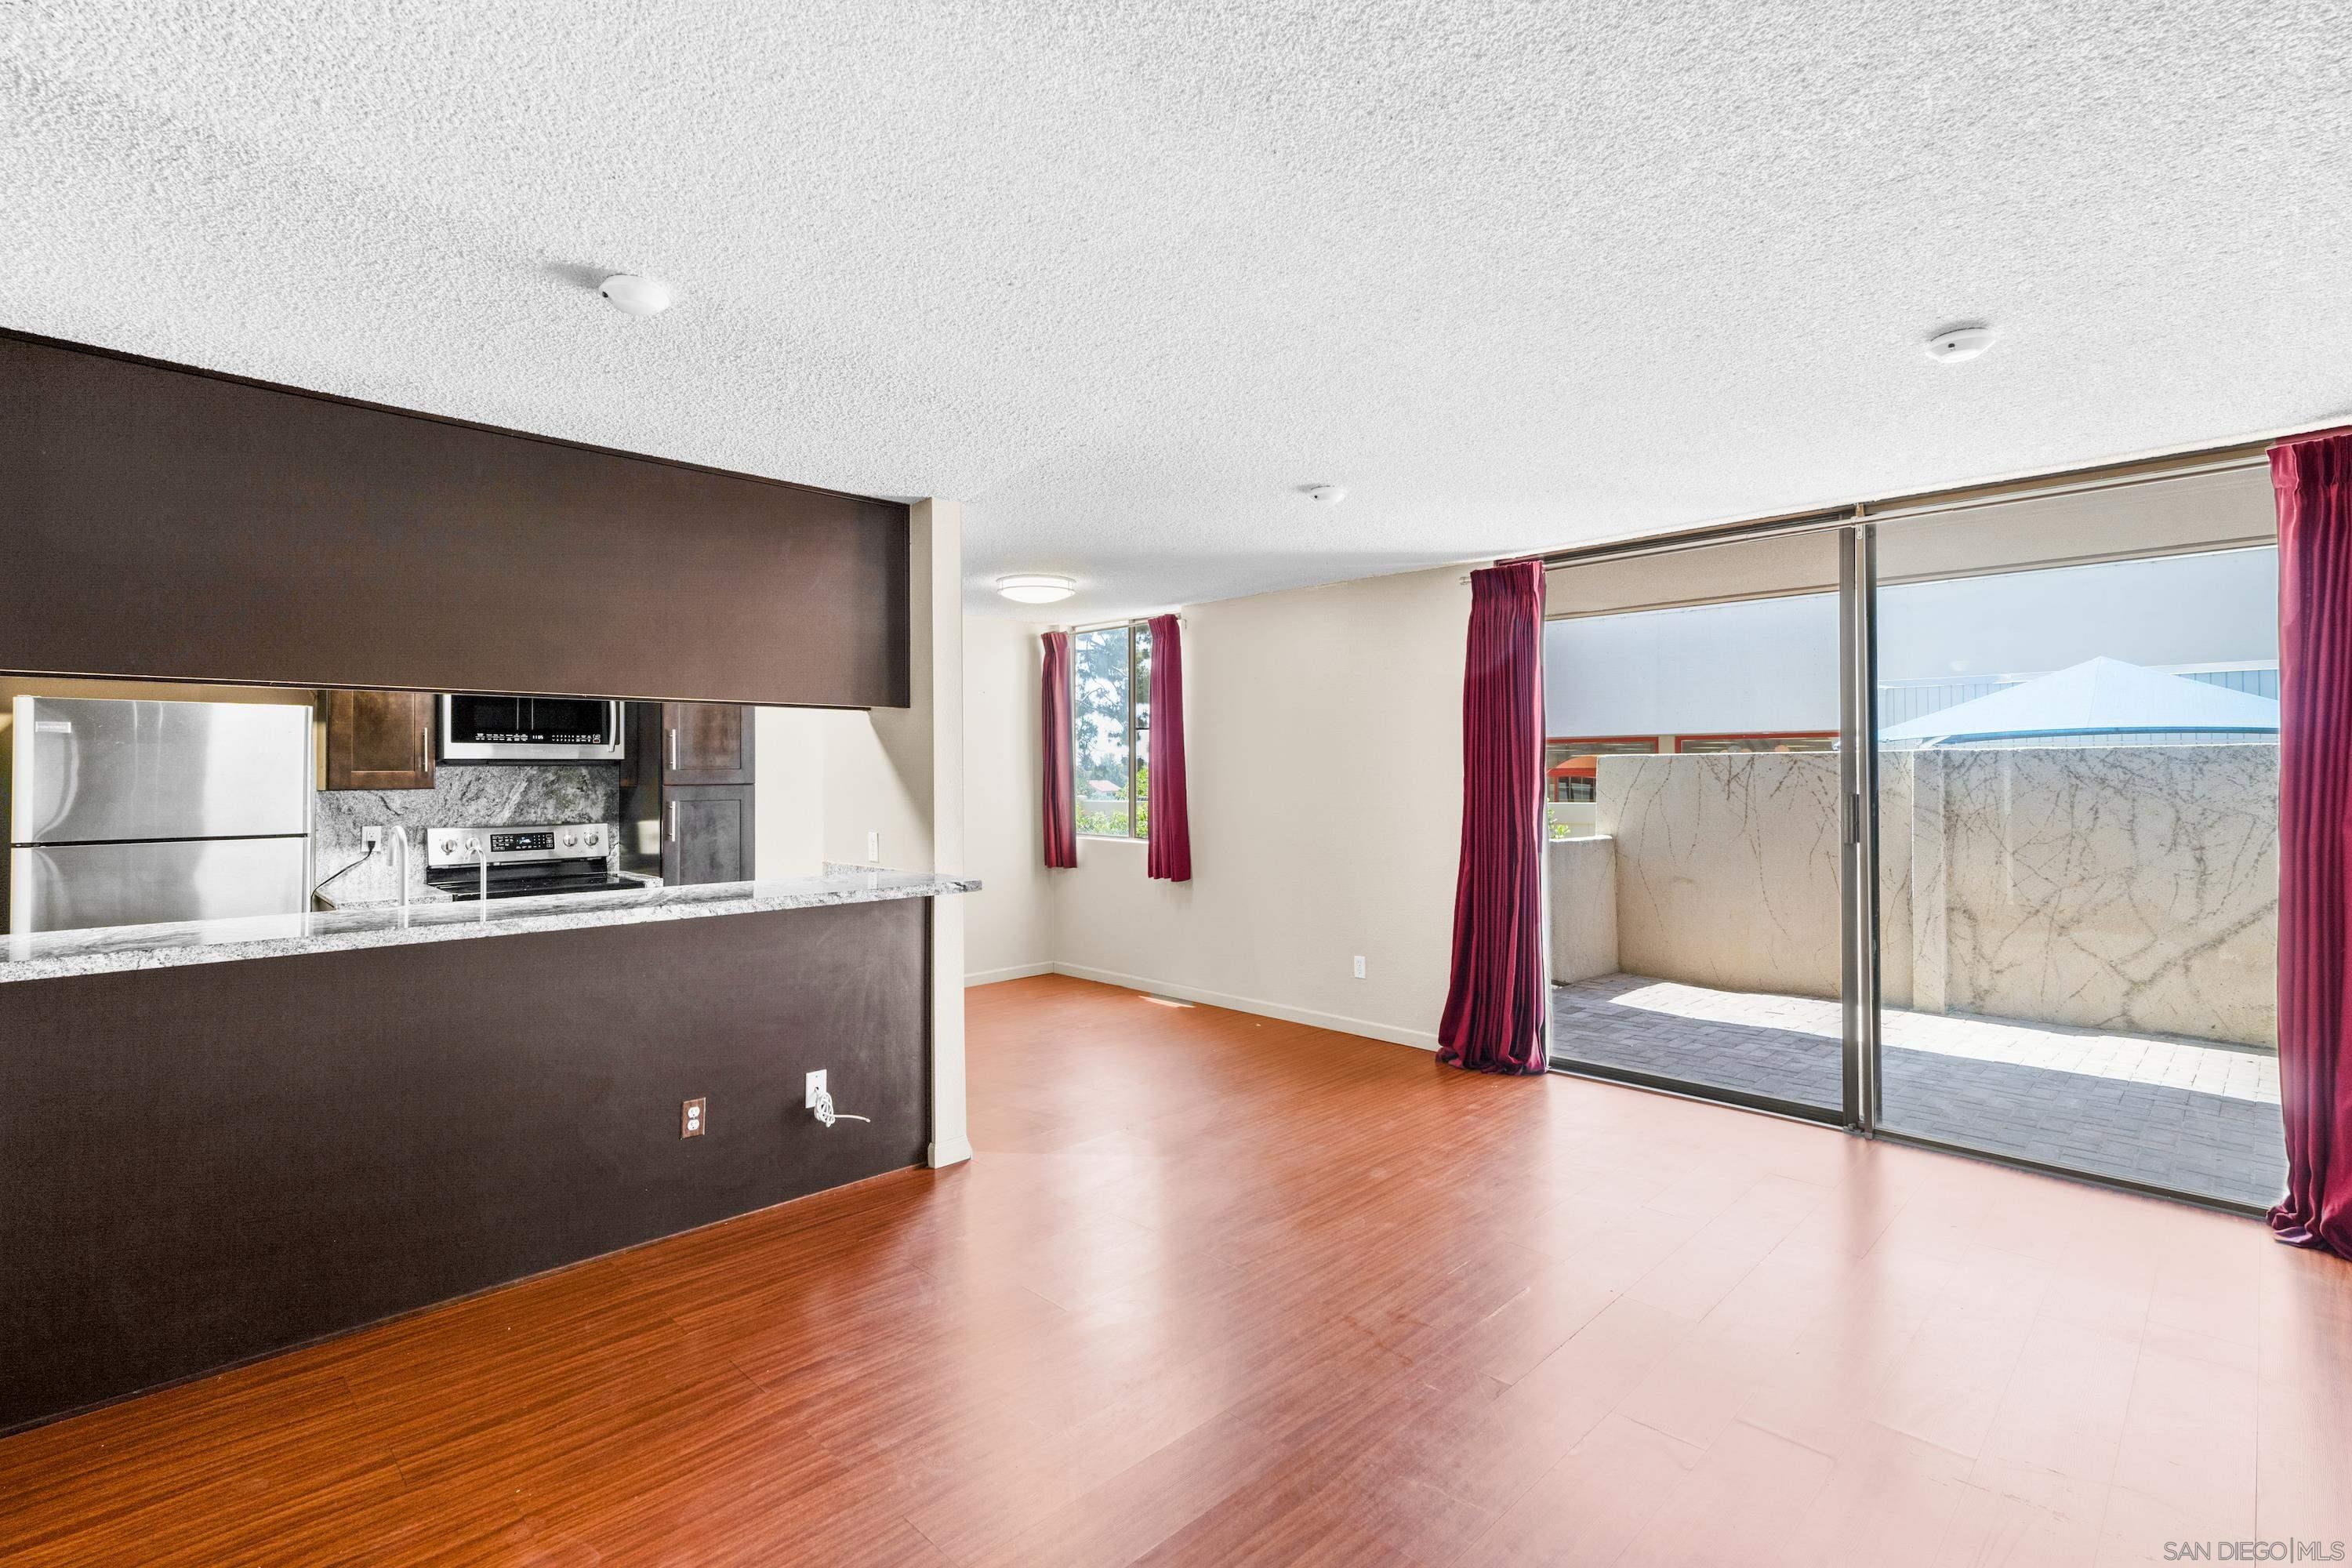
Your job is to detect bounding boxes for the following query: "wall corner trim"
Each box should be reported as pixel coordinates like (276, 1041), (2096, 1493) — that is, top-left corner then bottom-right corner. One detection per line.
(928, 1138), (975, 1168)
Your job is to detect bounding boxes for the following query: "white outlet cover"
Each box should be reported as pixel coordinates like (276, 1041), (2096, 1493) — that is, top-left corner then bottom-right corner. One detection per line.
(805, 1069), (827, 1108)
(1353, 955), (1367, 978)
(866, 830), (881, 861)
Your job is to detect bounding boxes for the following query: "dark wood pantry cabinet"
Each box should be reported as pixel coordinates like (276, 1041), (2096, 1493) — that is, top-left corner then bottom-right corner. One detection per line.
(620, 702), (757, 885)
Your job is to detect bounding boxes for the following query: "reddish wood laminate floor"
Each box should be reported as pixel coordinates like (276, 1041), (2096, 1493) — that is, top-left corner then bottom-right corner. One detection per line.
(4, 974), (2348, 1566)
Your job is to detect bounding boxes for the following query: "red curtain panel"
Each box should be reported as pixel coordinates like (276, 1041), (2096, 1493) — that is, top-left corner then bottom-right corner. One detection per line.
(1041, 631), (1078, 869)
(2272, 428), (2352, 1256)
(1438, 560), (1549, 1075)
(1146, 614), (1192, 881)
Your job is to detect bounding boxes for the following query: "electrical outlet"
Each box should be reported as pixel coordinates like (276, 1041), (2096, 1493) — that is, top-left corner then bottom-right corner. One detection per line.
(865, 830), (880, 862)
(1353, 955), (1367, 979)
(681, 1098), (706, 1138)
(804, 1069), (827, 1109)
(361, 826), (383, 851)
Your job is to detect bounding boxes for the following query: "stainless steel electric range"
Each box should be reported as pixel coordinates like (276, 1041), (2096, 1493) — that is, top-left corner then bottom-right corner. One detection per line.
(423, 822), (644, 901)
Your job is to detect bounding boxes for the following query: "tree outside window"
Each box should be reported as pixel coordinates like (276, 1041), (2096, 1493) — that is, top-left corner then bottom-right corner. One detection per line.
(1073, 622), (1152, 838)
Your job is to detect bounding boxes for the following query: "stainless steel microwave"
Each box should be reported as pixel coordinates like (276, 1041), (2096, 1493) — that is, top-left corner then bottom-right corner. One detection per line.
(438, 695), (626, 762)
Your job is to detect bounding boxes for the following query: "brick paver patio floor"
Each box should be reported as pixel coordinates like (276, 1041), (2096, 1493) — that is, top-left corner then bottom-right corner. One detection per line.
(1551, 973), (2287, 1209)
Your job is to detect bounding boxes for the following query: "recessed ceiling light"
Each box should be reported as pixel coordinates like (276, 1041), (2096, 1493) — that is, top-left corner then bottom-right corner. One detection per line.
(1925, 323), (1995, 363)
(1301, 484), (1347, 504)
(599, 274), (673, 318)
(996, 573), (1077, 604)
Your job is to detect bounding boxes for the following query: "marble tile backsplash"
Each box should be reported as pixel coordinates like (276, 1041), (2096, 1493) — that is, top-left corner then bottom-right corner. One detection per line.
(312, 764), (620, 906)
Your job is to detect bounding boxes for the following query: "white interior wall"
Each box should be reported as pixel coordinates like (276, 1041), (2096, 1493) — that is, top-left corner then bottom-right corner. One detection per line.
(960, 615), (1056, 983)
(1027, 564), (1468, 1048)
(750, 706), (932, 874)
(755, 616), (1058, 988)
(765, 553), (1496, 1056)
(819, 711), (931, 873)
(750, 707), (829, 877)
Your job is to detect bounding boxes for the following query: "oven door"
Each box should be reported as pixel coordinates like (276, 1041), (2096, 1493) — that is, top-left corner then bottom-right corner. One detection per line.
(439, 695), (626, 761)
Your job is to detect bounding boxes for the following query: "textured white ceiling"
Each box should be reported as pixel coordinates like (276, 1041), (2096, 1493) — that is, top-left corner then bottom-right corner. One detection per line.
(5, 3), (2349, 619)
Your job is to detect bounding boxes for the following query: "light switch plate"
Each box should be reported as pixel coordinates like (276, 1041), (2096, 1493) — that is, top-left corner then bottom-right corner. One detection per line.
(681, 1097), (706, 1138)
(865, 830), (880, 862)
(805, 1069), (827, 1109)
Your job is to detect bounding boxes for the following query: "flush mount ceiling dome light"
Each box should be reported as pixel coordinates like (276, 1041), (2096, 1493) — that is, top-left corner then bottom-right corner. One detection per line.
(598, 274), (673, 318)
(1300, 484), (1347, 504)
(1924, 322), (1996, 363)
(996, 573), (1078, 604)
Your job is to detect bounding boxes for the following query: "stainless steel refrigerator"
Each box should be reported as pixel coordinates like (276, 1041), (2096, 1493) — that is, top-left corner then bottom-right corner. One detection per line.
(9, 695), (313, 934)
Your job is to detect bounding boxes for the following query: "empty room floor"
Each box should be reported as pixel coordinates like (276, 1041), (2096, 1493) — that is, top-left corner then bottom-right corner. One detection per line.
(2, 974), (2346, 1565)
(1552, 972), (2288, 1210)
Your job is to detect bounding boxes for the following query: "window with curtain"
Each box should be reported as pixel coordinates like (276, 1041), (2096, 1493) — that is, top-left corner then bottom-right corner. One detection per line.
(1073, 621), (1153, 838)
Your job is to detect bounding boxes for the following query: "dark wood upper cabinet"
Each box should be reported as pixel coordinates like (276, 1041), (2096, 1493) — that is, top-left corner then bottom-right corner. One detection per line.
(661, 702), (753, 785)
(321, 691), (437, 791)
(0, 332), (909, 709)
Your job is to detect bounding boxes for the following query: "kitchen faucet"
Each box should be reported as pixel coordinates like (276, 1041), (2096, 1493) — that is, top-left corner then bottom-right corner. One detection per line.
(383, 826), (412, 926)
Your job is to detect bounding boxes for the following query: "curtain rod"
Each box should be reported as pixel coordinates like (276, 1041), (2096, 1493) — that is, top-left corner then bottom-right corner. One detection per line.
(1054, 615), (1188, 634)
(1505, 425), (2326, 577)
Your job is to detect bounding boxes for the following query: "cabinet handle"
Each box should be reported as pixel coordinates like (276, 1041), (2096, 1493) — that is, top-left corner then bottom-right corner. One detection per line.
(667, 727), (679, 770)
(668, 802), (678, 843)
(419, 725), (431, 773)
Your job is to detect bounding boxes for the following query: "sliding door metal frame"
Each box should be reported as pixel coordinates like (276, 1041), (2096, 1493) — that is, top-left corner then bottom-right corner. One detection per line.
(1547, 521), (1860, 1127)
(1538, 506), (1858, 572)
(1838, 523), (1881, 1135)
(1529, 430), (2289, 576)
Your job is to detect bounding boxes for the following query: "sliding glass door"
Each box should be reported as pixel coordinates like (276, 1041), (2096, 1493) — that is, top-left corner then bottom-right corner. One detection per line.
(1544, 531), (1850, 1120)
(1543, 461), (2288, 1210)
(1869, 470), (2286, 1207)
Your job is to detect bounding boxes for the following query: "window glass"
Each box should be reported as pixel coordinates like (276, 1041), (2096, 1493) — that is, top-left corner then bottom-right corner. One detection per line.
(1072, 623), (1155, 839)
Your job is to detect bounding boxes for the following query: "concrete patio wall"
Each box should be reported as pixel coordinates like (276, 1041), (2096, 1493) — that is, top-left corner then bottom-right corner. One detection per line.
(1594, 752), (1848, 1000)
(1590, 743), (2278, 1047)
(1545, 835), (1619, 984)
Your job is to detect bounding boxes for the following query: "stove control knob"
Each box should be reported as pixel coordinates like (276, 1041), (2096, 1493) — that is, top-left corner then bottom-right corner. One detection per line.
(560, 830), (577, 848)
(437, 837), (457, 855)
(583, 828), (601, 848)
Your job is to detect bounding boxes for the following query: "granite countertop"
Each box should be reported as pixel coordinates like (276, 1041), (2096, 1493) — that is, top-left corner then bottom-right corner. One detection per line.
(2, 869), (981, 984)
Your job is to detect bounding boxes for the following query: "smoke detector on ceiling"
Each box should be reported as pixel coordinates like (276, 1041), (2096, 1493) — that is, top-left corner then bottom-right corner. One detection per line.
(599, 274), (673, 318)
(1300, 485), (1347, 505)
(1924, 323), (1995, 363)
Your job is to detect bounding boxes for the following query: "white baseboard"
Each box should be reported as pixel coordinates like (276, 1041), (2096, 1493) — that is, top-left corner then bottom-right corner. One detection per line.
(1050, 962), (1440, 1052)
(965, 961), (1056, 987)
(928, 1136), (974, 1168)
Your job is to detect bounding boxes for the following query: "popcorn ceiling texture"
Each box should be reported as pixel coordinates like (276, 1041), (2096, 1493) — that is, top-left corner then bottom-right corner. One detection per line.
(3, 3), (2348, 618)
